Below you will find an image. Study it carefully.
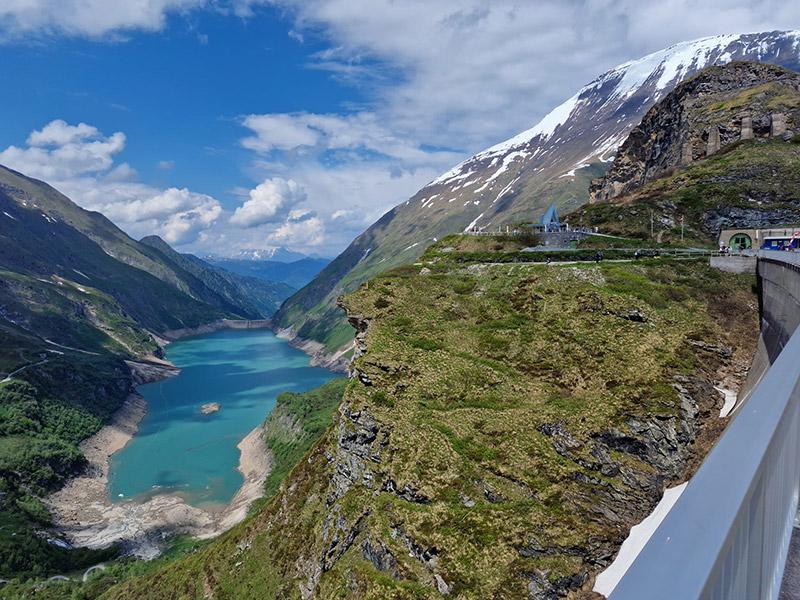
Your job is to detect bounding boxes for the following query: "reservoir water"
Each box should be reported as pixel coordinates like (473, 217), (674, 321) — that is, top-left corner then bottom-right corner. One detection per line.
(108, 328), (336, 507)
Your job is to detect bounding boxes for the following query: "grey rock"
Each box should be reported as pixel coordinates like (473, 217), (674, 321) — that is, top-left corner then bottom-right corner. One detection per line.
(435, 574), (451, 595)
(590, 62), (800, 203)
(362, 537), (400, 578)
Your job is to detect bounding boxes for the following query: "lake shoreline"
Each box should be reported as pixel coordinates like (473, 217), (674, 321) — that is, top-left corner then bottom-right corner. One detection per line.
(46, 335), (276, 559)
(273, 325), (351, 373)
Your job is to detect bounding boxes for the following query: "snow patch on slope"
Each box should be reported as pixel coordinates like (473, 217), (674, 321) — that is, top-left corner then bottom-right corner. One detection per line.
(593, 482), (688, 597)
(421, 30), (800, 204)
(463, 212), (484, 232)
(480, 92), (582, 157)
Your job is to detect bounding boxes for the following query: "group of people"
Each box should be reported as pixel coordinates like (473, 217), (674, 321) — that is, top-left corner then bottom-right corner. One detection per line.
(718, 244), (747, 255)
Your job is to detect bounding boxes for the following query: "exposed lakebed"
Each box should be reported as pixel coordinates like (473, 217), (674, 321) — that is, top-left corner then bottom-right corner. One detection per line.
(108, 328), (335, 508)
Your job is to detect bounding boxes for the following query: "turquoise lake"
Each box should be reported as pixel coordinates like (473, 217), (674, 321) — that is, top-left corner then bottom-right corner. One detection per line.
(107, 328), (336, 507)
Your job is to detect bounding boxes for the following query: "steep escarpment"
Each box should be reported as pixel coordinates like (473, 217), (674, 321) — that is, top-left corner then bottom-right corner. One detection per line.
(589, 62), (800, 203)
(275, 31), (800, 362)
(574, 139), (800, 248)
(573, 64), (800, 247)
(105, 247), (757, 599)
(260, 378), (347, 500)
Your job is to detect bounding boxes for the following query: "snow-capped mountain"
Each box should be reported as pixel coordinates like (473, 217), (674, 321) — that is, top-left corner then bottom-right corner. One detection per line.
(275, 30), (800, 363)
(203, 247), (310, 263)
(423, 30), (800, 231)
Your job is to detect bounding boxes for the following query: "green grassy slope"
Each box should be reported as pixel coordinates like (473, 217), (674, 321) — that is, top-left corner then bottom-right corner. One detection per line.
(260, 379), (347, 501)
(103, 243), (757, 599)
(0, 164), (287, 321)
(0, 165), (190, 290)
(272, 164), (609, 362)
(0, 192), (225, 334)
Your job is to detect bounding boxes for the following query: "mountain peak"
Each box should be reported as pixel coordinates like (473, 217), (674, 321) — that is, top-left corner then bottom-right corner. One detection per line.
(428, 30), (800, 193)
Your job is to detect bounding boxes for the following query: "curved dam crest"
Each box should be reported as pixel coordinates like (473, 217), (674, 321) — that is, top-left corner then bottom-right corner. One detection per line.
(108, 328), (336, 507)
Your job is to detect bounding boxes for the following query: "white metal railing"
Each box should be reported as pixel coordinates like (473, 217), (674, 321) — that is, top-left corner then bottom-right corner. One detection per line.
(760, 248), (800, 268)
(609, 253), (800, 600)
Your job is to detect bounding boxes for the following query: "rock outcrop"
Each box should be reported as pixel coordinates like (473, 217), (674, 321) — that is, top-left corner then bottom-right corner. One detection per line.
(589, 62), (800, 203)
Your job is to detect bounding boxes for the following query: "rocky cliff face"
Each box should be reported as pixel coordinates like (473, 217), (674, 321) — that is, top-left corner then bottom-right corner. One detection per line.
(107, 248), (758, 600)
(275, 30), (800, 361)
(589, 62), (800, 203)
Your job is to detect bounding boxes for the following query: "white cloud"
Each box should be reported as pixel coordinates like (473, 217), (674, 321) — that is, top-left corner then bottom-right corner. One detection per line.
(0, 121), (126, 180)
(0, 0), (205, 38)
(270, 217), (324, 246)
(230, 177), (306, 227)
(0, 0), (279, 39)
(241, 111), (448, 166)
(241, 114), (321, 152)
(0, 120), (222, 246)
(26, 120), (98, 146)
(270, 0), (800, 152)
(157, 190), (222, 244)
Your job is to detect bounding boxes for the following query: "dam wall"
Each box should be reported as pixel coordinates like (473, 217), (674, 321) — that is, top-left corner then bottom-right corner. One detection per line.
(740, 252), (800, 400)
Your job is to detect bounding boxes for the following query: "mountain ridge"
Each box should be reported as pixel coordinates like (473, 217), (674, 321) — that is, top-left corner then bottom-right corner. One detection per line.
(274, 30), (800, 366)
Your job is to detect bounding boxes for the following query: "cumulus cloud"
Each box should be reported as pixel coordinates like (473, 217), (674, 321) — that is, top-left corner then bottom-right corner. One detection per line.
(26, 120), (99, 146)
(230, 177), (306, 227)
(0, 120), (222, 246)
(269, 213), (325, 246)
(0, 0), (204, 38)
(0, 121), (126, 180)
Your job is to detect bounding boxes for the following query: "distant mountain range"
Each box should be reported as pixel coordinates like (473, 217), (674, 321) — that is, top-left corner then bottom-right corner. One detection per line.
(205, 247), (323, 264)
(0, 164), (293, 339)
(274, 30), (800, 367)
(206, 256), (331, 290)
(0, 162), (303, 362)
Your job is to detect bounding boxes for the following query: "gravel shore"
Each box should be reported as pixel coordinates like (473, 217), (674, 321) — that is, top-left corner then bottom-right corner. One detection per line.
(46, 392), (273, 559)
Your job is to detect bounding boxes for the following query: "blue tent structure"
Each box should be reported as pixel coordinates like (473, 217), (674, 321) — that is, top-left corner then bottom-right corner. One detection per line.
(539, 203), (561, 232)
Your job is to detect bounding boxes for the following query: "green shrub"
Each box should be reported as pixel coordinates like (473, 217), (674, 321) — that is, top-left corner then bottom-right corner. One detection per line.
(410, 337), (444, 352)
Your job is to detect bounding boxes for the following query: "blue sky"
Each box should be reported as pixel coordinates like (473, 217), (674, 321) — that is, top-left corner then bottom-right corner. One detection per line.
(0, 1), (798, 256)
(0, 10), (356, 198)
